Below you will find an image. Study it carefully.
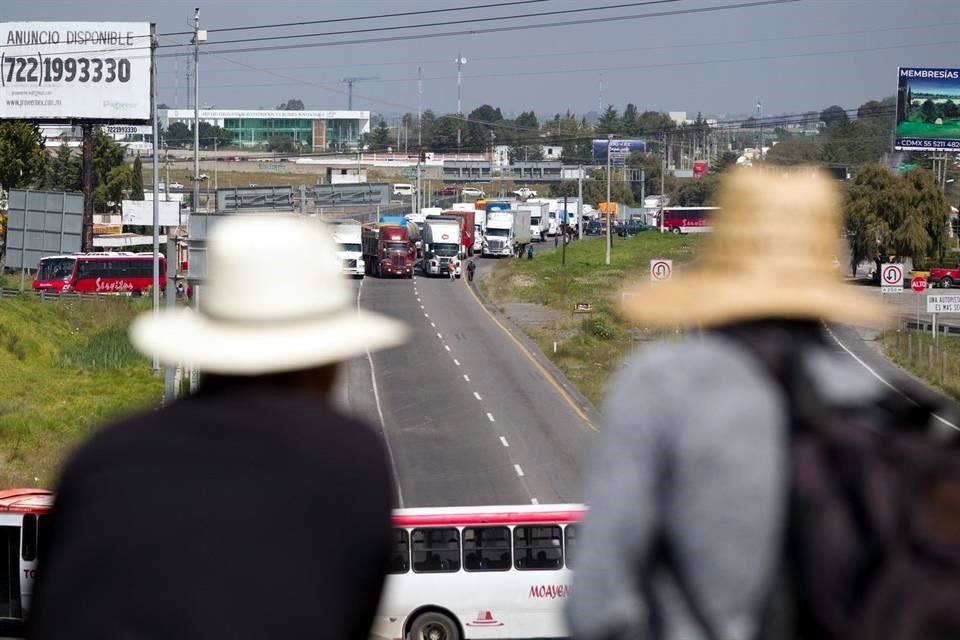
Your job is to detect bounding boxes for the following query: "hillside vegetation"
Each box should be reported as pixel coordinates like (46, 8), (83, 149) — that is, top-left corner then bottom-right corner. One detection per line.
(0, 294), (161, 488)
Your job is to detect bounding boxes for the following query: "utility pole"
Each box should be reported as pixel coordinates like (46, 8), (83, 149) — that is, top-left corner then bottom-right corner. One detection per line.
(455, 54), (466, 151)
(418, 65), (423, 213)
(577, 164), (583, 240)
(756, 99), (762, 157)
(150, 23), (161, 374)
(605, 133), (612, 266)
(192, 8), (203, 218)
(562, 195), (568, 267)
(341, 77), (380, 111)
(660, 132), (666, 233)
(81, 124), (94, 252)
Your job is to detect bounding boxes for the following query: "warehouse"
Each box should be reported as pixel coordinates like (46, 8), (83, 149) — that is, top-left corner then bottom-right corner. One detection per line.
(158, 109), (371, 151)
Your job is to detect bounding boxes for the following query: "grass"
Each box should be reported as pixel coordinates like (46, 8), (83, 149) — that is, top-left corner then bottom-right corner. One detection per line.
(882, 329), (960, 399)
(896, 121), (960, 139)
(0, 294), (162, 489)
(478, 232), (701, 406)
(0, 272), (32, 290)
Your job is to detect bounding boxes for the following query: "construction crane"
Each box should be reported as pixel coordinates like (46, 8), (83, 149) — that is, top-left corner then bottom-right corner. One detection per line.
(341, 77), (380, 110)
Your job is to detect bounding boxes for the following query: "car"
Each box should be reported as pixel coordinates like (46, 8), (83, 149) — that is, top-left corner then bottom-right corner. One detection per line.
(512, 187), (537, 199)
(168, 182), (185, 190)
(585, 221), (603, 236)
(617, 222), (650, 237)
(461, 187), (485, 198)
(435, 185), (457, 196)
(393, 183), (416, 197)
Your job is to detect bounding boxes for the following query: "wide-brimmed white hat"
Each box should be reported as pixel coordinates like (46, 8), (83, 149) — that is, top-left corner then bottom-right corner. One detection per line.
(130, 215), (409, 375)
(623, 169), (888, 328)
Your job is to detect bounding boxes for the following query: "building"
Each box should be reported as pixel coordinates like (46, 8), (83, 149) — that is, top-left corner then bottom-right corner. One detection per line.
(158, 109), (371, 151)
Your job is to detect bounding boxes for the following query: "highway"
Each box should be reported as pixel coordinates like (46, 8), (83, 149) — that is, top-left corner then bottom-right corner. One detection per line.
(336, 267), (596, 509)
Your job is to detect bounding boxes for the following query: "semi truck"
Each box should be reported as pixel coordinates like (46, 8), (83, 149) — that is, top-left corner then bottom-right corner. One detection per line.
(441, 209), (476, 256)
(422, 216), (462, 277)
(331, 221), (365, 278)
(519, 201), (549, 241)
(361, 223), (415, 278)
(483, 209), (531, 257)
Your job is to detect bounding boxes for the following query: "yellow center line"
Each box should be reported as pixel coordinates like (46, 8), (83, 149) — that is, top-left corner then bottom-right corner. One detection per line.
(464, 277), (598, 432)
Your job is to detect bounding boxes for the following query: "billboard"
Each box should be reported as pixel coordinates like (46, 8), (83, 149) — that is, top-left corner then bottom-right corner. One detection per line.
(592, 139), (646, 167)
(895, 67), (960, 151)
(0, 22), (151, 121)
(121, 200), (182, 226)
(4, 189), (84, 271)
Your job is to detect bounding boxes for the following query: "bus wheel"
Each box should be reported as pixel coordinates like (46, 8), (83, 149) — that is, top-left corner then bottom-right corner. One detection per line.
(409, 611), (460, 640)
(671, 227), (682, 235)
(131, 289), (142, 298)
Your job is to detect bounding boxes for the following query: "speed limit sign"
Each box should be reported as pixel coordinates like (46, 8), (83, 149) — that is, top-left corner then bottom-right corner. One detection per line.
(881, 263), (904, 294)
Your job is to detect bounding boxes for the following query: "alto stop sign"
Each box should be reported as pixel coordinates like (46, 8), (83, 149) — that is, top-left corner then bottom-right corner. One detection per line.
(912, 276), (928, 293)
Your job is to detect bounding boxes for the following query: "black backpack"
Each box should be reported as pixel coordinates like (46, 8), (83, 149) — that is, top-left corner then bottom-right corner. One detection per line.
(672, 328), (960, 640)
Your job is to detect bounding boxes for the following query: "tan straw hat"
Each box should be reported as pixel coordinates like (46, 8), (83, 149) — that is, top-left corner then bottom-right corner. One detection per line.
(622, 169), (888, 328)
(130, 215), (409, 375)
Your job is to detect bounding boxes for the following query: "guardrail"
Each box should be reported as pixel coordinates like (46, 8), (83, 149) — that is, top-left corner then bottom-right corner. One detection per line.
(0, 288), (163, 303)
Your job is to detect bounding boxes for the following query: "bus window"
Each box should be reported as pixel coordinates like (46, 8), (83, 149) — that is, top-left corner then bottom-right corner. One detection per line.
(21, 515), (36, 562)
(388, 529), (410, 574)
(1, 526), (22, 619)
(514, 525), (563, 570)
(411, 528), (460, 573)
(564, 524), (579, 569)
(463, 527), (511, 572)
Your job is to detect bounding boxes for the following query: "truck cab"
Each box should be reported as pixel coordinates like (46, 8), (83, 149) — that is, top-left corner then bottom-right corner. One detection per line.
(423, 216), (462, 277)
(331, 222), (365, 279)
(362, 224), (414, 278)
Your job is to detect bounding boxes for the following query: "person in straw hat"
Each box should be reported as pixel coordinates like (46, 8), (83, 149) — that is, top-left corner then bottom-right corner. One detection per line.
(30, 216), (409, 640)
(567, 170), (888, 640)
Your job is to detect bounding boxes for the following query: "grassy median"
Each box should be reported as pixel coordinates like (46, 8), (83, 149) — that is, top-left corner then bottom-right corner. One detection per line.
(478, 232), (701, 406)
(0, 294), (162, 488)
(882, 329), (960, 400)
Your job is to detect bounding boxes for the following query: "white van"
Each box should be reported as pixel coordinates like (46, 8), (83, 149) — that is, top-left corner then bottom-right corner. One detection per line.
(393, 183), (416, 197)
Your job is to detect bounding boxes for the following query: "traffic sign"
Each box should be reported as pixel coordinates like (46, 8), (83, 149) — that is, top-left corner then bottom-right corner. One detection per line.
(928, 295), (960, 313)
(911, 276), (928, 293)
(881, 263), (904, 294)
(650, 259), (673, 282)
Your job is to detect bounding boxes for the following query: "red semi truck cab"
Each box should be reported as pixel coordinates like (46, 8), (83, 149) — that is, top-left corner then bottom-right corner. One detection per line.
(442, 209), (476, 256)
(361, 223), (415, 278)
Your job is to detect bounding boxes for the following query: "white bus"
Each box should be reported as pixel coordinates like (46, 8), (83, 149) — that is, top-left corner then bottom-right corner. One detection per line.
(0, 489), (52, 626)
(375, 504), (584, 640)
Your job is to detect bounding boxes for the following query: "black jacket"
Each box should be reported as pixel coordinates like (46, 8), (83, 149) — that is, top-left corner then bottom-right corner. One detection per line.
(29, 387), (394, 639)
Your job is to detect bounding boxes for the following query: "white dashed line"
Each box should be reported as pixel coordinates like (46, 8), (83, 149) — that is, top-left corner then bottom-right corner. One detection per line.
(473, 391), (482, 401)
(424, 313), (429, 318)
(463, 374), (470, 382)
(436, 333), (442, 339)
(430, 322), (436, 328)
(420, 305), (424, 310)
(514, 464), (525, 477)
(499, 436), (509, 447)
(444, 345), (451, 352)
(453, 359), (461, 366)
(531, 498), (539, 505)
(486, 412), (495, 423)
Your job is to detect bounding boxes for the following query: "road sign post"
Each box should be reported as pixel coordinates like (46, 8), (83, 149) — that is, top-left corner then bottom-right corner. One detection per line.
(880, 263), (904, 294)
(912, 276), (927, 330)
(650, 259), (673, 282)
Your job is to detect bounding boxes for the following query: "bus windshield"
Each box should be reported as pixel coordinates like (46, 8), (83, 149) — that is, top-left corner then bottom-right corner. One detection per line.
(37, 258), (75, 281)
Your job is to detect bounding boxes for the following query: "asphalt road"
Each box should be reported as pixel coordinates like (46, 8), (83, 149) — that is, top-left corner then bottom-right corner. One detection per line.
(335, 266), (595, 509)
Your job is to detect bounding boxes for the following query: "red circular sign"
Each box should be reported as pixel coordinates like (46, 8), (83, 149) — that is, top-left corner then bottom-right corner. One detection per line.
(911, 276), (928, 293)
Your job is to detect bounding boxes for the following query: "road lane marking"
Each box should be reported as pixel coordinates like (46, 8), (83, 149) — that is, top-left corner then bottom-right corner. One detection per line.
(453, 359), (461, 366)
(463, 374), (470, 382)
(826, 326), (959, 431)
(424, 313), (429, 318)
(500, 436), (509, 447)
(463, 279), (597, 431)
(444, 345), (451, 352)
(420, 305), (424, 310)
(357, 280), (404, 507)
(514, 464), (525, 477)
(531, 498), (539, 505)
(487, 412), (495, 422)
(431, 322), (436, 328)
(437, 332), (442, 339)
(474, 391), (482, 401)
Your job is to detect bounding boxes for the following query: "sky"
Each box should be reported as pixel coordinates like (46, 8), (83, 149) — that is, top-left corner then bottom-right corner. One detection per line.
(3, 0), (959, 122)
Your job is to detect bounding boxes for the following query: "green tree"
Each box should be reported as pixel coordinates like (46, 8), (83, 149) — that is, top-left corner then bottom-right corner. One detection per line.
(464, 104), (503, 151)
(0, 122), (46, 191)
(621, 104), (639, 136)
(673, 174), (720, 206)
(942, 99), (960, 120)
(765, 138), (821, 165)
(42, 143), (81, 192)
(509, 110), (542, 162)
(595, 105), (620, 135)
(427, 114), (462, 152)
(91, 130), (128, 211)
(903, 169), (950, 264)
(165, 122), (192, 147)
(551, 169), (634, 206)
(920, 99), (938, 124)
(266, 135), (297, 153)
(819, 105), (849, 128)
(709, 151), (739, 175)
(130, 154), (144, 200)
(277, 98), (305, 110)
(369, 120), (390, 150)
(198, 122), (232, 149)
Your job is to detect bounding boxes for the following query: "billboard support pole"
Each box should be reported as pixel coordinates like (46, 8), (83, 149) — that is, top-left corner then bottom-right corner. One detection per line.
(605, 134), (612, 266)
(150, 23), (161, 374)
(192, 8), (201, 220)
(577, 165), (583, 241)
(81, 124), (94, 253)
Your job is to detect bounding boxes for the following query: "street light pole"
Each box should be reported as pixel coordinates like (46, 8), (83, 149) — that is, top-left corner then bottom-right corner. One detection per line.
(605, 134), (612, 266)
(192, 8), (201, 218)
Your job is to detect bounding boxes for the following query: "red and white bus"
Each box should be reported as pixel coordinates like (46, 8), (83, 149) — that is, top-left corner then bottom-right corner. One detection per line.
(659, 206), (720, 234)
(376, 504), (583, 640)
(0, 489), (52, 623)
(0, 497), (583, 639)
(32, 253), (167, 296)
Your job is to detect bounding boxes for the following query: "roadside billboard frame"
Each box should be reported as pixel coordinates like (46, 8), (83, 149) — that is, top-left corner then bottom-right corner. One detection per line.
(895, 66), (960, 152)
(592, 139), (647, 167)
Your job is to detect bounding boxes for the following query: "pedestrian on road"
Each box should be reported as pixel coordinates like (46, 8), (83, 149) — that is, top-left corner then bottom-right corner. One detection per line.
(466, 259), (476, 282)
(30, 216), (409, 640)
(567, 170), (894, 640)
(527, 244), (534, 261)
(554, 234), (559, 249)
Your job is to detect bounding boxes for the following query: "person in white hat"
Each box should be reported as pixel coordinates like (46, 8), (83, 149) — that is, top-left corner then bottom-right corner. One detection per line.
(30, 216), (409, 639)
(567, 170), (889, 640)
